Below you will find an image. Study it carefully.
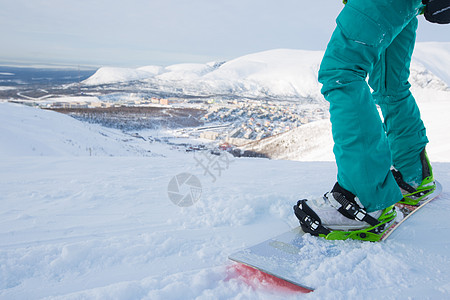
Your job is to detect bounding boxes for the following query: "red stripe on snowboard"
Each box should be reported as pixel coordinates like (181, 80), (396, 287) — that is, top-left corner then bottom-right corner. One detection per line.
(228, 263), (312, 293)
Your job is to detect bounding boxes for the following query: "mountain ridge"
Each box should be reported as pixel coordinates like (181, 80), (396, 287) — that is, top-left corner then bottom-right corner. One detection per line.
(82, 44), (450, 102)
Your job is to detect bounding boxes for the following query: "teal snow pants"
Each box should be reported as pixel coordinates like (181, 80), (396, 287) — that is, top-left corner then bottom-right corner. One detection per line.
(318, 0), (428, 212)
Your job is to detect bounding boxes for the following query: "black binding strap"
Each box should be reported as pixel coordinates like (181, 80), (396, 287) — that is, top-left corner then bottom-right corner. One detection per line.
(332, 192), (380, 227)
(293, 200), (330, 236)
(294, 183), (381, 235)
(392, 169), (416, 194)
(331, 182), (380, 227)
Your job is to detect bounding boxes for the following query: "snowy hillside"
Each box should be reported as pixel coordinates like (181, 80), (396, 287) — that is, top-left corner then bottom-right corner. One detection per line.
(82, 43), (450, 101)
(241, 119), (334, 161)
(0, 103), (163, 157)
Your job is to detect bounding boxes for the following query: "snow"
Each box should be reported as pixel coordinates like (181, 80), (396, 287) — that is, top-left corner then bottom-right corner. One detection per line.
(203, 49), (324, 99)
(1, 45), (450, 299)
(82, 67), (160, 85)
(241, 119), (335, 162)
(160, 63), (215, 79)
(0, 103), (141, 157)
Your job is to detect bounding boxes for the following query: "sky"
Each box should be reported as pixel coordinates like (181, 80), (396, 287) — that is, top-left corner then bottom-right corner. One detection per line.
(0, 0), (449, 68)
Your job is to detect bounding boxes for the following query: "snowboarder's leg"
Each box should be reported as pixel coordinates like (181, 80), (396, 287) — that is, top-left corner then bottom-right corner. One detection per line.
(369, 17), (435, 205)
(294, 0), (427, 241)
(369, 17), (428, 187)
(316, 0), (425, 212)
(318, 27), (401, 212)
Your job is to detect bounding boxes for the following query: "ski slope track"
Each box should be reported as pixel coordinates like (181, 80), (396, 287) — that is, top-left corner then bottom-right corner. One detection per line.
(1, 44), (450, 299)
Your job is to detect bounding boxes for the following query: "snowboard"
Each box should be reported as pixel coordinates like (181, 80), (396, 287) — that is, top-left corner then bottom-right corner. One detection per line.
(228, 181), (442, 292)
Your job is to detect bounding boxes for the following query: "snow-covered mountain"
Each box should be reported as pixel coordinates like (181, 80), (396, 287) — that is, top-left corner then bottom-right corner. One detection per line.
(414, 42), (450, 87)
(83, 49), (324, 100)
(83, 43), (450, 101)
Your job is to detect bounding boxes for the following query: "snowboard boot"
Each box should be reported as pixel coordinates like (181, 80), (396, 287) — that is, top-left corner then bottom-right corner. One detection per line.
(293, 182), (398, 242)
(392, 148), (436, 206)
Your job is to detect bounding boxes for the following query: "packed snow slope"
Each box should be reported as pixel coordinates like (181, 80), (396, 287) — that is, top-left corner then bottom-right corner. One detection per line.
(2, 42), (450, 299)
(82, 43), (450, 100)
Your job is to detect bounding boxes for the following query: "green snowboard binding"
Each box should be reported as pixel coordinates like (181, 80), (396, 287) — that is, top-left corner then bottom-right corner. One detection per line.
(293, 183), (398, 242)
(392, 149), (436, 206)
